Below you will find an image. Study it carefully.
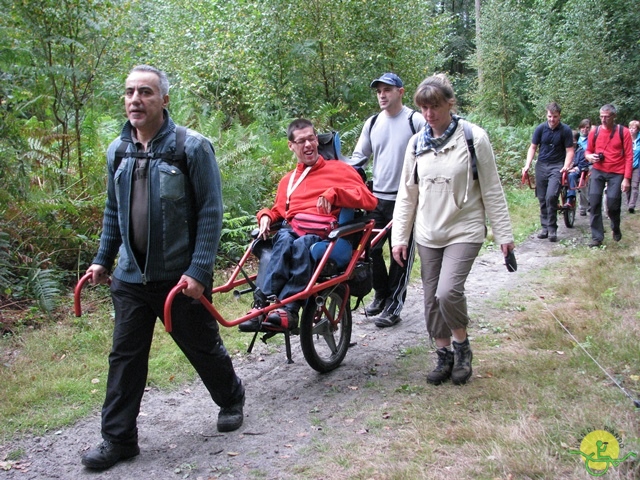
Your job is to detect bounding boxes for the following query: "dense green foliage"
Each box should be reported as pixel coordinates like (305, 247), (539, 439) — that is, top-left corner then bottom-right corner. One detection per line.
(475, 0), (640, 125)
(0, 0), (638, 321)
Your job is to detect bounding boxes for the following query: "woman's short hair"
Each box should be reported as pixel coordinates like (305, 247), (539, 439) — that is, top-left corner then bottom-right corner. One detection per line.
(629, 120), (640, 130)
(413, 74), (456, 108)
(578, 118), (591, 129)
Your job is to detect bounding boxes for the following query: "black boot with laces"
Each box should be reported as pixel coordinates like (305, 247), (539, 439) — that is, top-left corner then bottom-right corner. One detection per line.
(451, 338), (473, 385)
(426, 347), (454, 385)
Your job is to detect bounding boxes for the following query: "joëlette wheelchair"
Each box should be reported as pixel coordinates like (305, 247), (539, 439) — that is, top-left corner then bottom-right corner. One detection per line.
(75, 211), (390, 373)
(521, 169), (589, 228)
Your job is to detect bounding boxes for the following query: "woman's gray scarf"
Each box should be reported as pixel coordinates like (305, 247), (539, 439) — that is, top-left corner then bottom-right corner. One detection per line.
(415, 114), (460, 157)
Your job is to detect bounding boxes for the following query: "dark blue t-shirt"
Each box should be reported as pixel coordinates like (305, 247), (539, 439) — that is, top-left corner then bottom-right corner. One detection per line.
(532, 122), (573, 164)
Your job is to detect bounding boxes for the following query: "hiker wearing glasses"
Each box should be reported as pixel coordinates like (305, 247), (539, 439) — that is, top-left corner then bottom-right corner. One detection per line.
(237, 119), (377, 333)
(345, 73), (425, 328)
(584, 104), (633, 247)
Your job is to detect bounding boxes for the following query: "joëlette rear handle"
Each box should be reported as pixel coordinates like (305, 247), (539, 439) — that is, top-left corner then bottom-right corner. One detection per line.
(75, 275), (204, 334)
(74, 272), (111, 317)
(74, 272), (93, 317)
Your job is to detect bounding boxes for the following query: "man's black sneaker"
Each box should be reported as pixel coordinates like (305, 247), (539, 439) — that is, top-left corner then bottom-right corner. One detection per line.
(238, 317), (262, 332)
(426, 347), (454, 385)
(537, 230), (548, 239)
(589, 240), (603, 248)
(217, 390), (245, 432)
(374, 310), (401, 328)
(364, 296), (387, 316)
(81, 441), (140, 470)
(629, 208), (635, 214)
(548, 234), (558, 242)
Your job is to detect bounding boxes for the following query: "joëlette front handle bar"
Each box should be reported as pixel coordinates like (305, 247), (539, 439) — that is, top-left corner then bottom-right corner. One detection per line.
(74, 272), (111, 317)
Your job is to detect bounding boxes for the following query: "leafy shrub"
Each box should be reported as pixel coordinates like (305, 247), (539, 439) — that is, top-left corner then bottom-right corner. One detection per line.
(466, 113), (532, 188)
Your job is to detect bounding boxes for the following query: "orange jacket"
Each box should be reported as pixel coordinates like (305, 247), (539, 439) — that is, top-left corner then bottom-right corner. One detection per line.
(257, 156), (377, 223)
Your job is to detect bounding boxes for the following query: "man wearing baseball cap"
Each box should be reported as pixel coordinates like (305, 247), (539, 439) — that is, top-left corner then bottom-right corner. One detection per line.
(344, 73), (425, 327)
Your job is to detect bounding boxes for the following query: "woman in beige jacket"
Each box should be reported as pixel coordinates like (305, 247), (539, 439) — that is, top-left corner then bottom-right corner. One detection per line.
(391, 74), (515, 386)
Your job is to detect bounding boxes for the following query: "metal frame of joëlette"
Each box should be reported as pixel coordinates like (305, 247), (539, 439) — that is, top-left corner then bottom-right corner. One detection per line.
(75, 219), (391, 332)
(521, 169), (589, 190)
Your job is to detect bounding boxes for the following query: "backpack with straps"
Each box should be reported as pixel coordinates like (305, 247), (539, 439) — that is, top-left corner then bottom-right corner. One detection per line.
(593, 124), (625, 157)
(413, 120), (478, 183)
(317, 131), (342, 160)
(368, 109), (418, 137)
(113, 126), (188, 175)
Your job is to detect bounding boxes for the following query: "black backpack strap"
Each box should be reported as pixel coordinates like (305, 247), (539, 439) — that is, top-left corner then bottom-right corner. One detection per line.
(367, 113), (379, 135)
(114, 140), (131, 172)
(370, 110), (417, 136)
(173, 126), (188, 175)
(113, 126), (188, 175)
(412, 136), (420, 184)
(593, 125), (625, 157)
(462, 120), (478, 180)
(408, 110), (417, 135)
(619, 124), (624, 157)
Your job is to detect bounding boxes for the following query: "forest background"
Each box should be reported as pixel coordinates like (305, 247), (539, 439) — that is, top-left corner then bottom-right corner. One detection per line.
(0, 0), (639, 322)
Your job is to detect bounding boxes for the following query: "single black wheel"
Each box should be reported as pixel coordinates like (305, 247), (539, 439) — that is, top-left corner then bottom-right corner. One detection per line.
(559, 185), (575, 228)
(564, 205), (575, 228)
(299, 284), (352, 373)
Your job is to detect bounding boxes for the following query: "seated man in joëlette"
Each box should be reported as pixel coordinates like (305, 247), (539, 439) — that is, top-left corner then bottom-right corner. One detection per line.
(239, 118), (378, 332)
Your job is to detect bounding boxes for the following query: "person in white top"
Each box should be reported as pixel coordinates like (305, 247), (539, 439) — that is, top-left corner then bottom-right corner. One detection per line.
(345, 73), (425, 328)
(392, 74), (514, 385)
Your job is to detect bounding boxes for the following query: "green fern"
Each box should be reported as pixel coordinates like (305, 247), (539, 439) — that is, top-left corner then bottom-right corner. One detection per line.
(219, 213), (256, 261)
(26, 260), (60, 316)
(0, 231), (11, 293)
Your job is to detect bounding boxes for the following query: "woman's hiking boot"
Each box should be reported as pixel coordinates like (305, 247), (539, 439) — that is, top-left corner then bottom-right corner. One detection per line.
(451, 338), (473, 385)
(426, 347), (454, 385)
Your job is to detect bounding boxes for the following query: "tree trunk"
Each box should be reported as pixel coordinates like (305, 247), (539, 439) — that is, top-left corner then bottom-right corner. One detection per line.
(475, 0), (482, 87)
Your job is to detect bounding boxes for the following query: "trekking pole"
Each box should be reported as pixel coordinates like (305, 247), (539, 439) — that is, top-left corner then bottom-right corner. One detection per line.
(532, 288), (640, 409)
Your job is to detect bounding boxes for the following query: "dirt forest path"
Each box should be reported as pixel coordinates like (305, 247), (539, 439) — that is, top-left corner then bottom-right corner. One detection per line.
(0, 219), (593, 480)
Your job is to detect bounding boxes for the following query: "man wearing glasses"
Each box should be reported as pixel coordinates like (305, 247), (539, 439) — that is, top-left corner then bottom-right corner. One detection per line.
(238, 119), (377, 332)
(585, 104), (633, 247)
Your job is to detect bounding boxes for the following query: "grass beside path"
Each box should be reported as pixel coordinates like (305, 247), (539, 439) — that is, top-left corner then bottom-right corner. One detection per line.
(295, 211), (640, 479)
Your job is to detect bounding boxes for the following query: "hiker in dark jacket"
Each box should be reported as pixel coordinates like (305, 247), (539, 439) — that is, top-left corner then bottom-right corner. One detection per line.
(82, 65), (244, 471)
(564, 130), (591, 207)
